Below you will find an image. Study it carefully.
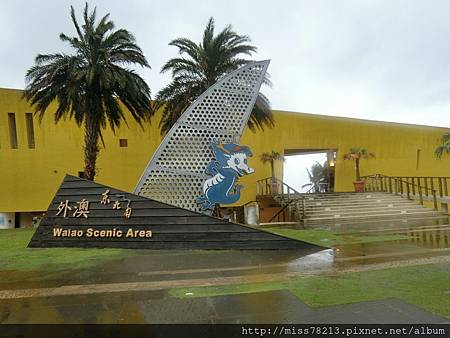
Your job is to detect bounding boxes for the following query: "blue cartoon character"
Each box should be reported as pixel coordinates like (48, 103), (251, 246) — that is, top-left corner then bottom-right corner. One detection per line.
(197, 142), (255, 211)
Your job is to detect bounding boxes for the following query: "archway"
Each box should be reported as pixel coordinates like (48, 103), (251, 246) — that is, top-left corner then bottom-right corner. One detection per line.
(283, 149), (336, 193)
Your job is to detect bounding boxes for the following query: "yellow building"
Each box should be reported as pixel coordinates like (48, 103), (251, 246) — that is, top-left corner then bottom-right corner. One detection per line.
(1, 87), (449, 227)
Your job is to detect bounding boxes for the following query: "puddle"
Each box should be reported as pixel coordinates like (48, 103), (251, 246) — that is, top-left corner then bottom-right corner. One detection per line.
(261, 220), (450, 269)
(1, 222), (449, 303)
(333, 226), (450, 267)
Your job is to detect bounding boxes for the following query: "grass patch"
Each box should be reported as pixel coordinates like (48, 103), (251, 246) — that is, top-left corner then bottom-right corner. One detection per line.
(0, 228), (230, 273)
(264, 228), (408, 247)
(169, 263), (450, 319)
(0, 228), (132, 271)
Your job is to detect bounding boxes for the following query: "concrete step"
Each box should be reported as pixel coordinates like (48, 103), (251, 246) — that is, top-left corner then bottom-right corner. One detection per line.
(302, 196), (409, 204)
(305, 201), (427, 210)
(305, 217), (446, 230)
(304, 193), (412, 199)
(304, 192), (409, 198)
(305, 195), (406, 203)
(304, 201), (424, 210)
(305, 209), (443, 222)
(305, 216), (450, 230)
(304, 207), (426, 215)
(302, 200), (421, 209)
(336, 223), (450, 234)
(306, 206), (432, 218)
(277, 192), (391, 201)
(272, 190), (448, 229)
(301, 192), (392, 199)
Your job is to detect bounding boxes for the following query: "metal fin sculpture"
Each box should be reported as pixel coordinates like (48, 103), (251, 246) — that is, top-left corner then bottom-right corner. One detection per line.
(134, 60), (270, 213)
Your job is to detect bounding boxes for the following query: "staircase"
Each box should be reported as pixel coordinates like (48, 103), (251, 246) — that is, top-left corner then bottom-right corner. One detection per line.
(256, 178), (305, 224)
(256, 176), (449, 229)
(301, 192), (448, 229)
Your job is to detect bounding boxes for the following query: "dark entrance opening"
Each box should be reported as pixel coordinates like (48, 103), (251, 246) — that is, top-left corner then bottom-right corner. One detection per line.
(14, 212), (20, 228)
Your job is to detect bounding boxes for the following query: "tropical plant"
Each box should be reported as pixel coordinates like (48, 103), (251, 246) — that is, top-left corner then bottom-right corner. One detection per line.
(154, 17), (274, 135)
(24, 4), (152, 180)
(302, 161), (329, 193)
(260, 151), (284, 178)
(343, 147), (375, 181)
(435, 132), (450, 158)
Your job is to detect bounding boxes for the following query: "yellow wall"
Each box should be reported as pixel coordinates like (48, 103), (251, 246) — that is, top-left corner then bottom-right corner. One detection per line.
(1, 87), (449, 212)
(0, 88), (163, 212)
(238, 111), (450, 203)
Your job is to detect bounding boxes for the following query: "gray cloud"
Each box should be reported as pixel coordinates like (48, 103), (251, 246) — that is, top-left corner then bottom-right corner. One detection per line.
(1, 0), (449, 127)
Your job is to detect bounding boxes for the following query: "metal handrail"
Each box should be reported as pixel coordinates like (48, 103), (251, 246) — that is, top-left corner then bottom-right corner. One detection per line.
(303, 185), (316, 194)
(256, 177), (306, 221)
(360, 174), (449, 210)
(268, 199), (294, 222)
(362, 174), (437, 193)
(304, 185), (316, 194)
(256, 177), (302, 197)
(303, 182), (331, 194)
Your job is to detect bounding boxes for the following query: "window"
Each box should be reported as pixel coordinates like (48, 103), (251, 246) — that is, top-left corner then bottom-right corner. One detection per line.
(8, 113), (18, 149)
(25, 113), (35, 148)
(119, 139), (128, 147)
(416, 149), (421, 170)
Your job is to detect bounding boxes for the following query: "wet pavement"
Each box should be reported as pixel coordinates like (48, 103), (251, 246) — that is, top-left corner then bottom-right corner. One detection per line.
(1, 290), (447, 324)
(3, 224), (449, 291)
(1, 227), (449, 287)
(334, 223), (450, 266)
(0, 249), (332, 291)
(263, 222), (450, 267)
(1, 220), (449, 323)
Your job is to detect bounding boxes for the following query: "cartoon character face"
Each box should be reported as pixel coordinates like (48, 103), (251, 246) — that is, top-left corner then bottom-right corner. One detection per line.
(226, 152), (254, 176)
(197, 141), (255, 211)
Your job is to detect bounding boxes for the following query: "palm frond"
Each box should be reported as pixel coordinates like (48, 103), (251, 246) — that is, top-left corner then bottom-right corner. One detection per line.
(435, 132), (450, 158)
(260, 151), (284, 163)
(156, 16), (273, 134)
(23, 3), (152, 180)
(344, 147), (375, 160)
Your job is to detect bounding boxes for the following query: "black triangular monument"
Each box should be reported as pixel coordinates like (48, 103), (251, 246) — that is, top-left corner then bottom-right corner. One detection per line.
(29, 175), (324, 251)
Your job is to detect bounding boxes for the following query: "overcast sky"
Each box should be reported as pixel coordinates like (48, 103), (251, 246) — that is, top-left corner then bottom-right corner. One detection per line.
(1, 0), (450, 127)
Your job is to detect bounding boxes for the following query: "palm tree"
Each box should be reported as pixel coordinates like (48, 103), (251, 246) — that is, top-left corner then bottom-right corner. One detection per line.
(260, 151), (284, 178)
(343, 147), (375, 181)
(302, 161), (329, 192)
(24, 4), (152, 180)
(435, 133), (450, 158)
(155, 17), (274, 135)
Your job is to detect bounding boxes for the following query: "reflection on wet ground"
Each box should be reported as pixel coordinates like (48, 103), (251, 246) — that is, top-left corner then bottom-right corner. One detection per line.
(0, 250), (324, 291)
(1, 218), (450, 323)
(264, 218), (450, 268)
(1, 290), (447, 324)
(335, 223), (450, 266)
(1, 223), (450, 291)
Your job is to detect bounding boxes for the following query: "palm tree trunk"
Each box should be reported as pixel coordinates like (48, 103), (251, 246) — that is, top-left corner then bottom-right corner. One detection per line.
(355, 158), (361, 181)
(84, 114), (100, 181)
(270, 160), (275, 179)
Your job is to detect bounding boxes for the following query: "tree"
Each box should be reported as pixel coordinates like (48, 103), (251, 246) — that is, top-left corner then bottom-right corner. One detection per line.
(302, 161), (329, 192)
(435, 133), (450, 158)
(154, 17), (274, 135)
(24, 3), (152, 180)
(343, 147), (375, 181)
(260, 151), (284, 178)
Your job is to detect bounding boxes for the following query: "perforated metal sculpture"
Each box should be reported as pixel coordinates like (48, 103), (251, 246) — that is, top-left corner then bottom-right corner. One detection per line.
(134, 60), (269, 214)
(197, 142), (254, 211)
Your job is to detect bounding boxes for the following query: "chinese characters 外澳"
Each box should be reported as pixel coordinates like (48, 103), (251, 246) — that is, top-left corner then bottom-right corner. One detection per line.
(55, 190), (132, 219)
